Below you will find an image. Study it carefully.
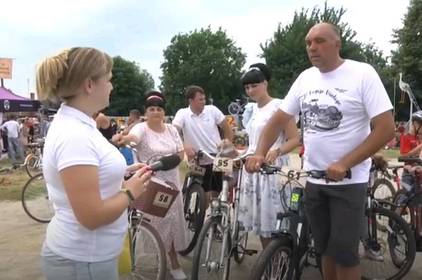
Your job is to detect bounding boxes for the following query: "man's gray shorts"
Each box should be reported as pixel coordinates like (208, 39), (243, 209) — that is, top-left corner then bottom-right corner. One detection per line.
(305, 181), (367, 267)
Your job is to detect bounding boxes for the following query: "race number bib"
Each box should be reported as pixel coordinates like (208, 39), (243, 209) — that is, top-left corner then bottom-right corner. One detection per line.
(213, 157), (233, 173)
(153, 192), (174, 208)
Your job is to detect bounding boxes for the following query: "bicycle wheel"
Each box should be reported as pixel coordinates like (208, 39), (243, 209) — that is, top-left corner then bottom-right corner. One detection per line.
(372, 178), (396, 201)
(21, 173), (54, 223)
(250, 237), (293, 280)
(131, 221), (166, 280)
(179, 183), (206, 256)
(392, 189), (411, 224)
(360, 206), (416, 280)
(232, 220), (248, 264)
(25, 154), (41, 178)
(191, 216), (231, 280)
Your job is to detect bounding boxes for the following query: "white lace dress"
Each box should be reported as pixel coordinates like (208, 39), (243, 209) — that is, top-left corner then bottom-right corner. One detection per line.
(129, 122), (187, 252)
(238, 99), (290, 238)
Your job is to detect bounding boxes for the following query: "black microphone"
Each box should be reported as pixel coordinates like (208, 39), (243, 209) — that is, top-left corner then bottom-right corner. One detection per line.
(149, 154), (181, 171)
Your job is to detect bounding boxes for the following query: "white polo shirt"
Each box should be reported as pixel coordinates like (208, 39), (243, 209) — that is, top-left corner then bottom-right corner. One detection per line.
(173, 105), (225, 163)
(42, 104), (128, 262)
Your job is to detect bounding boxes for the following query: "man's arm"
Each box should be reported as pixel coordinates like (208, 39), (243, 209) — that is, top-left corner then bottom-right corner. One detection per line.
(328, 110), (395, 180)
(218, 117), (234, 142)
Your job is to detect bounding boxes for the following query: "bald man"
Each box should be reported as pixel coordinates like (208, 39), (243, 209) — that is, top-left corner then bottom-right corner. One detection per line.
(246, 22), (395, 280)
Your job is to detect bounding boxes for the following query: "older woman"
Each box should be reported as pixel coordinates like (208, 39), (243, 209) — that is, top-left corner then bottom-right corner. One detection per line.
(113, 90), (187, 280)
(36, 47), (152, 280)
(238, 63), (300, 248)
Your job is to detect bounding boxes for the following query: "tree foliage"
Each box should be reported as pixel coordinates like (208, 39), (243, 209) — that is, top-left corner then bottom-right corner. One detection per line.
(261, 2), (392, 100)
(160, 27), (246, 114)
(106, 56), (154, 116)
(391, 0), (422, 120)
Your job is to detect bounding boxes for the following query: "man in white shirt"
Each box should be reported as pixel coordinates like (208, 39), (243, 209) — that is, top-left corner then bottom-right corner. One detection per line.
(246, 23), (395, 280)
(1, 114), (24, 165)
(173, 85), (233, 202)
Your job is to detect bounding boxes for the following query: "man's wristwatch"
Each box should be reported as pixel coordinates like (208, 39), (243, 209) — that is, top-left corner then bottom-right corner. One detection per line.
(120, 188), (135, 202)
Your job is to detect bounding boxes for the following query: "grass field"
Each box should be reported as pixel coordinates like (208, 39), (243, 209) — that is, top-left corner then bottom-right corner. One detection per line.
(0, 148), (402, 202)
(0, 159), (33, 202)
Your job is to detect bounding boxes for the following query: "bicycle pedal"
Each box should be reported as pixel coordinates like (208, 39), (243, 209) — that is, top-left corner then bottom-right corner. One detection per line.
(243, 249), (258, 255)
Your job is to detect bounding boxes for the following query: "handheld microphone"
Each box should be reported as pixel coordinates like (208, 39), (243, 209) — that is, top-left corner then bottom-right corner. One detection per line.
(148, 154), (181, 171)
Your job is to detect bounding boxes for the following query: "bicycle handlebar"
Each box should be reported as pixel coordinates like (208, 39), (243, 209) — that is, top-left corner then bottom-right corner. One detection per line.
(198, 149), (251, 163)
(398, 156), (422, 165)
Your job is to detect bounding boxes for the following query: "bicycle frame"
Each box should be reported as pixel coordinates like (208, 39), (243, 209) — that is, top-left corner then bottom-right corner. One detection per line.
(200, 150), (250, 270)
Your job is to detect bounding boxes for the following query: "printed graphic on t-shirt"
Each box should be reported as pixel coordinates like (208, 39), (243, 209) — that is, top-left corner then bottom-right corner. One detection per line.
(301, 89), (344, 132)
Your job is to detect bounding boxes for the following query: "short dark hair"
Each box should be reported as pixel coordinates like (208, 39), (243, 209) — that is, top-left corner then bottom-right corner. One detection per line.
(129, 109), (141, 117)
(185, 85), (205, 100)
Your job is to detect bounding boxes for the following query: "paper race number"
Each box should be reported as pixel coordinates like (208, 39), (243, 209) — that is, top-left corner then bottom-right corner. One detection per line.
(213, 157), (233, 173)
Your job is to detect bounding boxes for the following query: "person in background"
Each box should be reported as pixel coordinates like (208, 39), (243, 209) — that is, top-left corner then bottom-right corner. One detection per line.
(39, 113), (51, 138)
(400, 111), (422, 156)
(36, 47), (152, 280)
(113, 90), (187, 280)
(94, 111), (114, 142)
(1, 114), (24, 166)
(246, 23), (395, 280)
(123, 109), (142, 134)
(172, 85), (233, 205)
(238, 63), (300, 248)
(1, 120), (8, 153)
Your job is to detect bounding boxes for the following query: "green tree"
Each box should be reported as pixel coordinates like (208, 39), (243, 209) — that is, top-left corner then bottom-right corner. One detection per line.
(160, 27), (246, 114)
(261, 2), (392, 99)
(391, 0), (422, 120)
(106, 56), (154, 116)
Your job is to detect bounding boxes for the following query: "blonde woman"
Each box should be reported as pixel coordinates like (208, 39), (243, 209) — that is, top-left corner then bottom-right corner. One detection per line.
(36, 47), (152, 280)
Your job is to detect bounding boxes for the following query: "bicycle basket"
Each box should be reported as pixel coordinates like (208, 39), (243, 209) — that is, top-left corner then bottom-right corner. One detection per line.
(131, 177), (180, 217)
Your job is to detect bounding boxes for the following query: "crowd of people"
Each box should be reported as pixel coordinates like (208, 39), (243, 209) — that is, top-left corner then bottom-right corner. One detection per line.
(0, 114), (51, 166)
(33, 22), (416, 280)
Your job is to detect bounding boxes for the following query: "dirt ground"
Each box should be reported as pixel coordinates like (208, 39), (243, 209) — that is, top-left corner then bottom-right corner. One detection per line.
(1, 155), (421, 279)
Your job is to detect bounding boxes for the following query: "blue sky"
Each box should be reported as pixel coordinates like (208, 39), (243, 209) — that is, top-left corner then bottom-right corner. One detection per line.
(0, 0), (410, 98)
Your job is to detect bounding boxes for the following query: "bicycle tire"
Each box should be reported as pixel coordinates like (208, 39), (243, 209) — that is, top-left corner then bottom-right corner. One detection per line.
(21, 173), (54, 223)
(191, 216), (231, 280)
(233, 222), (248, 264)
(393, 189), (414, 222)
(250, 237), (294, 280)
(361, 206), (416, 280)
(131, 221), (167, 280)
(179, 183), (206, 256)
(25, 154), (41, 178)
(372, 178), (396, 201)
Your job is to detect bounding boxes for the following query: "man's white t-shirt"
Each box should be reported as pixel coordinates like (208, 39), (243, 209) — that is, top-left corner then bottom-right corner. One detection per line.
(1, 120), (20, 138)
(280, 59), (393, 184)
(42, 104), (128, 262)
(173, 105), (225, 163)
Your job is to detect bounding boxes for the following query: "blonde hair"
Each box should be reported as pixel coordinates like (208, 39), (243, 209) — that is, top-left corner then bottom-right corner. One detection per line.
(36, 47), (113, 101)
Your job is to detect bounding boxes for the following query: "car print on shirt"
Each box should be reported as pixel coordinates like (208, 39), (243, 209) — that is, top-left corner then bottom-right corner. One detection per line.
(302, 99), (343, 131)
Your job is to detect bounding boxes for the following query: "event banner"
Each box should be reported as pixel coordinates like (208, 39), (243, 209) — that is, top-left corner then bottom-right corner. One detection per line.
(0, 58), (13, 79)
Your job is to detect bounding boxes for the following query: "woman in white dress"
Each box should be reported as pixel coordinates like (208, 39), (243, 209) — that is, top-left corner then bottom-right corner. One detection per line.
(238, 63), (300, 248)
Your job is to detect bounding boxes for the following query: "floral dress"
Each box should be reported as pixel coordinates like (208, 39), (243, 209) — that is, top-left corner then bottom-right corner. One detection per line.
(238, 99), (291, 237)
(129, 122), (187, 252)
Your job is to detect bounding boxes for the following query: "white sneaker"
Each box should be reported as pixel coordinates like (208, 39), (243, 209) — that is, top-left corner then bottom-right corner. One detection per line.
(169, 268), (187, 280)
